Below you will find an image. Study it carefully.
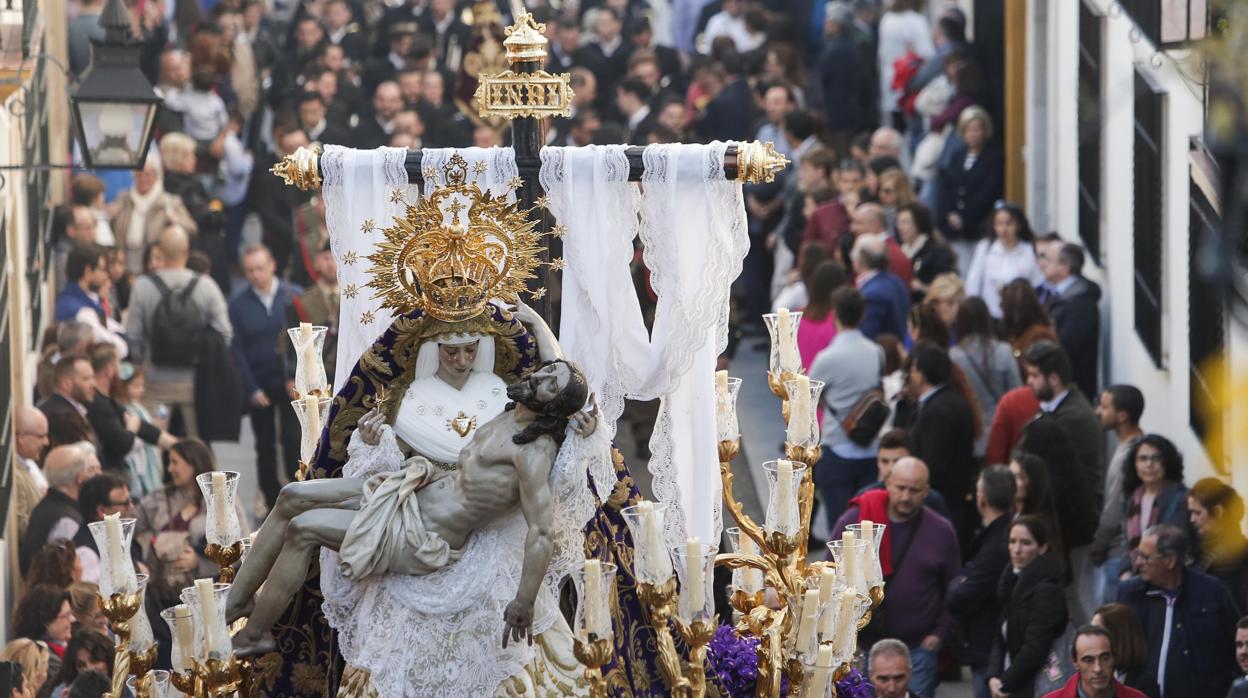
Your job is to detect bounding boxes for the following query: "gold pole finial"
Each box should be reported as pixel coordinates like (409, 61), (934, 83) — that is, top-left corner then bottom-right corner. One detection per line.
(270, 144), (323, 191)
(502, 10), (549, 65)
(736, 141), (791, 184)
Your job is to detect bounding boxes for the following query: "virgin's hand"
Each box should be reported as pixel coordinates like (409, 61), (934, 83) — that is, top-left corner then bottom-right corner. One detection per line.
(570, 394), (598, 437)
(357, 408), (385, 446)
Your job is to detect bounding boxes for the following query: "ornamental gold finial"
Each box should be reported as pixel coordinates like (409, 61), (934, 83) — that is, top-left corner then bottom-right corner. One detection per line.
(365, 153), (546, 322)
(736, 141), (790, 184)
(502, 10), (548, 64)
(270, 144), (323, 190)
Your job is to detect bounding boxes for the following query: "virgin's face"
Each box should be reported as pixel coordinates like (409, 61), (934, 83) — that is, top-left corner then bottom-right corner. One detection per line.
(438, 342), (479, 378)
(168, 450), (196, 488)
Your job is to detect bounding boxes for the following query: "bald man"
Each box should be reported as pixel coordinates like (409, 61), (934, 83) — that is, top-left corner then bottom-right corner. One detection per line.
(125, 225), (233, 438)
(849, 203), (914, 285)
(15, 406), (50, 494)
(834, 457), (961, 698)
(20, 443), (102, 573)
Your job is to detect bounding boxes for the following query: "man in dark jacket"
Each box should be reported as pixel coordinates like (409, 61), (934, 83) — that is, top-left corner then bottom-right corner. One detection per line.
(853, 235), (911, 341)
(695, 55), (757, 144)
(947, 465), (1015, 688)
(906, 341), (977, 534)
(230, 244), (303, 508)
(1037, 236), (1101, 401)
(247, 125), (314, 277)
(1118, 524), (1238, 698)
(84, 344), (174, 474)
(818, 3), (866, 157)
(37, 355), (98, 451)
(21, 444), (100, 573)
(1024, 341), (1106, 510)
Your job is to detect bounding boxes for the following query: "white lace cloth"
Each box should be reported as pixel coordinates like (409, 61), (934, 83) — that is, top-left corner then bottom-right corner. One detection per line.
(539, 143), (748, 552)
(321, 421), (606, 698)
(320, 146), (519, 394)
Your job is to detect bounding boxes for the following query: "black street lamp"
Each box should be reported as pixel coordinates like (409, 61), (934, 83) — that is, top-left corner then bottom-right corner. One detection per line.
(70, 0), (162, 169)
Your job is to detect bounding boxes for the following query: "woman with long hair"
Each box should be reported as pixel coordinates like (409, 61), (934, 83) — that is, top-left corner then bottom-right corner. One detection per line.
(1009, 452), (1061, 546)
(1118, 435), (1190, 581)
(878, 168), (918, 229)
(1018, 416), (1098, 552)
(1187, 477), (1248, 611)
(909, 301), (951, 348)
(987, 516), (1069, 698)
(24, 541), (79, 592)
(796, 261), (847, 372)
(135, 438), (249, 607)
(951, 297), (1022, 457)
(965, 202), (1043, 319)
(897, 203), (956, 300)
(1091, 603), (1161, 698)
(11, 585), (73, 683)
(1000, 278), (1059, 371)
(44, 629), (111, 698)
(0, 639), (49, 698)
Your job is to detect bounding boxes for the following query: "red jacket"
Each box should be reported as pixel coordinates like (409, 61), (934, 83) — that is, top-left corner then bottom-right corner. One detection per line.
(984, 386), (1040, 466)
(1042, 674), (1148, 698)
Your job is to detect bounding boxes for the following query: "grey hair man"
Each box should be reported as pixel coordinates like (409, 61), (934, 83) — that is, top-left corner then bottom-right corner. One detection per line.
(227, 361), (590, 658)
(20, 443), (102, 572)
(869, 638), (915, 698)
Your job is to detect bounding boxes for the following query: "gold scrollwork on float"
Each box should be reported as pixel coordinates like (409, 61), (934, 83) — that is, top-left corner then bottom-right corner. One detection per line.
(474, 69), (575, 120)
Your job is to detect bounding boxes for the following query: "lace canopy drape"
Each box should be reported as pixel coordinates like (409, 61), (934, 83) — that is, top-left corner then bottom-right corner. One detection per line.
(540, 142), (749, 552)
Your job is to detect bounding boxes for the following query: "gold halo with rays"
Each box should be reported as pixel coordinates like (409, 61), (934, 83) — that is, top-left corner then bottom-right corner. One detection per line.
(365, 154), (545, 322)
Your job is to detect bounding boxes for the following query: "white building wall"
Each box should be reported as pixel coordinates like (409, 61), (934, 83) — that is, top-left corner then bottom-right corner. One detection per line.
(1028, 0), (1227, 483)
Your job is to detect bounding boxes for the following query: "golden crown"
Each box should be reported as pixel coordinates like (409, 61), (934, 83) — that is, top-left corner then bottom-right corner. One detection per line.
(365, 154), (545, 322)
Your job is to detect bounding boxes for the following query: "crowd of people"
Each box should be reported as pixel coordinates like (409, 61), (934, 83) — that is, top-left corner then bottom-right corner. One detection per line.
(14, 0), (1245, 695)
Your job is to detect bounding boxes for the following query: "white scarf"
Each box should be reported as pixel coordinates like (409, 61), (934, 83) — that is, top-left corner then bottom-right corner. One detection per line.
(126, 182), (166, 248)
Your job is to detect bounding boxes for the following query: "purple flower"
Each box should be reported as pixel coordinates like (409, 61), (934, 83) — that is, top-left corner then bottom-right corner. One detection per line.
(835, 667), (874, 698)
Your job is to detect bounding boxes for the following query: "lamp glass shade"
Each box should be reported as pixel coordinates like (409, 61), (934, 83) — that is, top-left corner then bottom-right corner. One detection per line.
(73, 99), (158, 169)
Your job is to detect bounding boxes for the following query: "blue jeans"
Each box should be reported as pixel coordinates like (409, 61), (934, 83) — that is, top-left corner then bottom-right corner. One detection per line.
(909, 645), (939, 698)
(813, 446), (878, 531)
(970, 665), (991, 698)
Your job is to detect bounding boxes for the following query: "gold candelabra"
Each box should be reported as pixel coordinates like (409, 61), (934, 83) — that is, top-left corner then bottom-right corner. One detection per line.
(572, 635), (611, 698)
(99, 590), (157, 698)
(204, 541), (245, 583)
(636, 578), (692, 695)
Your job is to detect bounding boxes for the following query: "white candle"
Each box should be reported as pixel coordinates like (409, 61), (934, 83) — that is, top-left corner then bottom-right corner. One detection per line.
(685, 538), (705, 614)
(777, 308), (800, 374)
(302, 395), (322, 463)
(715, 370), (728, 396)
(832, 590), (858, 658)
(738, 531), (763, 591)
(793, 588), (820, 653)
(103, 513), (128, 593)
(842, 531), (862, 593)
(811, 644), (835, 695)
(775, 460), (795, 534)
(196, 578), (219, 656)
(637, 502), (671, 581)
(173, 605), (195, 671)
(210, 472), (228, 543)
(786, 374), (812, 444)
(583, 559), (605, 638)
(818, 566), (837, 607)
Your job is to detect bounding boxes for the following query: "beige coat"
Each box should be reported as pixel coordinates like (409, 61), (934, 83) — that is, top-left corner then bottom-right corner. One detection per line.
(110, 190), (198, 275)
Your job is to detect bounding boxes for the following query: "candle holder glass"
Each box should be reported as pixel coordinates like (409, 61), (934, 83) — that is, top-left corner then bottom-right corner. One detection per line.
(88, 517), (139, 597)
(185, 582), (233, 661)
(287, 325), (329, 397)
(783, 378), (825, 448)
(128, 574), (156, 656)
(798, 650), (839, 698)
(827, 538), (870, 596)
(620, 503), (675, 586)
(572, 561), (617, 641)
(715, 376), (742, 442)
(845, 521), (887, 589)
(762, 460), (807, 537)
(724, 527), (765, 594)
(127, 669), (171, 698)
(196, 471), (242, 547)
(815, 592), (871, 666)
(293, 396), (334, 464)
(160, 605), (196, 675)
(671, 542), (718, 625)
(762, 311), (804, 379)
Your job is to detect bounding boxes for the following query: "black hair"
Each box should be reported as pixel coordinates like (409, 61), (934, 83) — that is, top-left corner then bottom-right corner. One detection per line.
(1103, 384), (1145, 425)
(1023, 340), (1073, 385)
(1069, 624), (1112, 661)
(831, 286), (864, 328)
(911, 340), (952, 386)
(878, 428), (912, 452)
(617, 78), (649, 101)
(783, 110), (817, 142)
(979, 464), (1017, 513)
(1122, 434), (1186, 498)
(66, 244), (104, 283)
(507, 360), (589, 446)
(78, 472), (129, 523)
(1060, 242), (1086, 276)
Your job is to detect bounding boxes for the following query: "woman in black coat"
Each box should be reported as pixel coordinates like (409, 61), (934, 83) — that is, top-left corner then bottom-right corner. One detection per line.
(896, 203), (956, 302)
(987, 516), (1069, 698)
(936, 106), (1004, 248)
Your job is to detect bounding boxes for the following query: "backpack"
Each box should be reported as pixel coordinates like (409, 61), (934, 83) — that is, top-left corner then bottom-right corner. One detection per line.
(829, 387), (890, 447)
(147, 274), (208, 367)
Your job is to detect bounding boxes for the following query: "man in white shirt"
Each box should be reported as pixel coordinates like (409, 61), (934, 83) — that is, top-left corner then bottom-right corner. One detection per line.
(15, 406), (50, 495)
